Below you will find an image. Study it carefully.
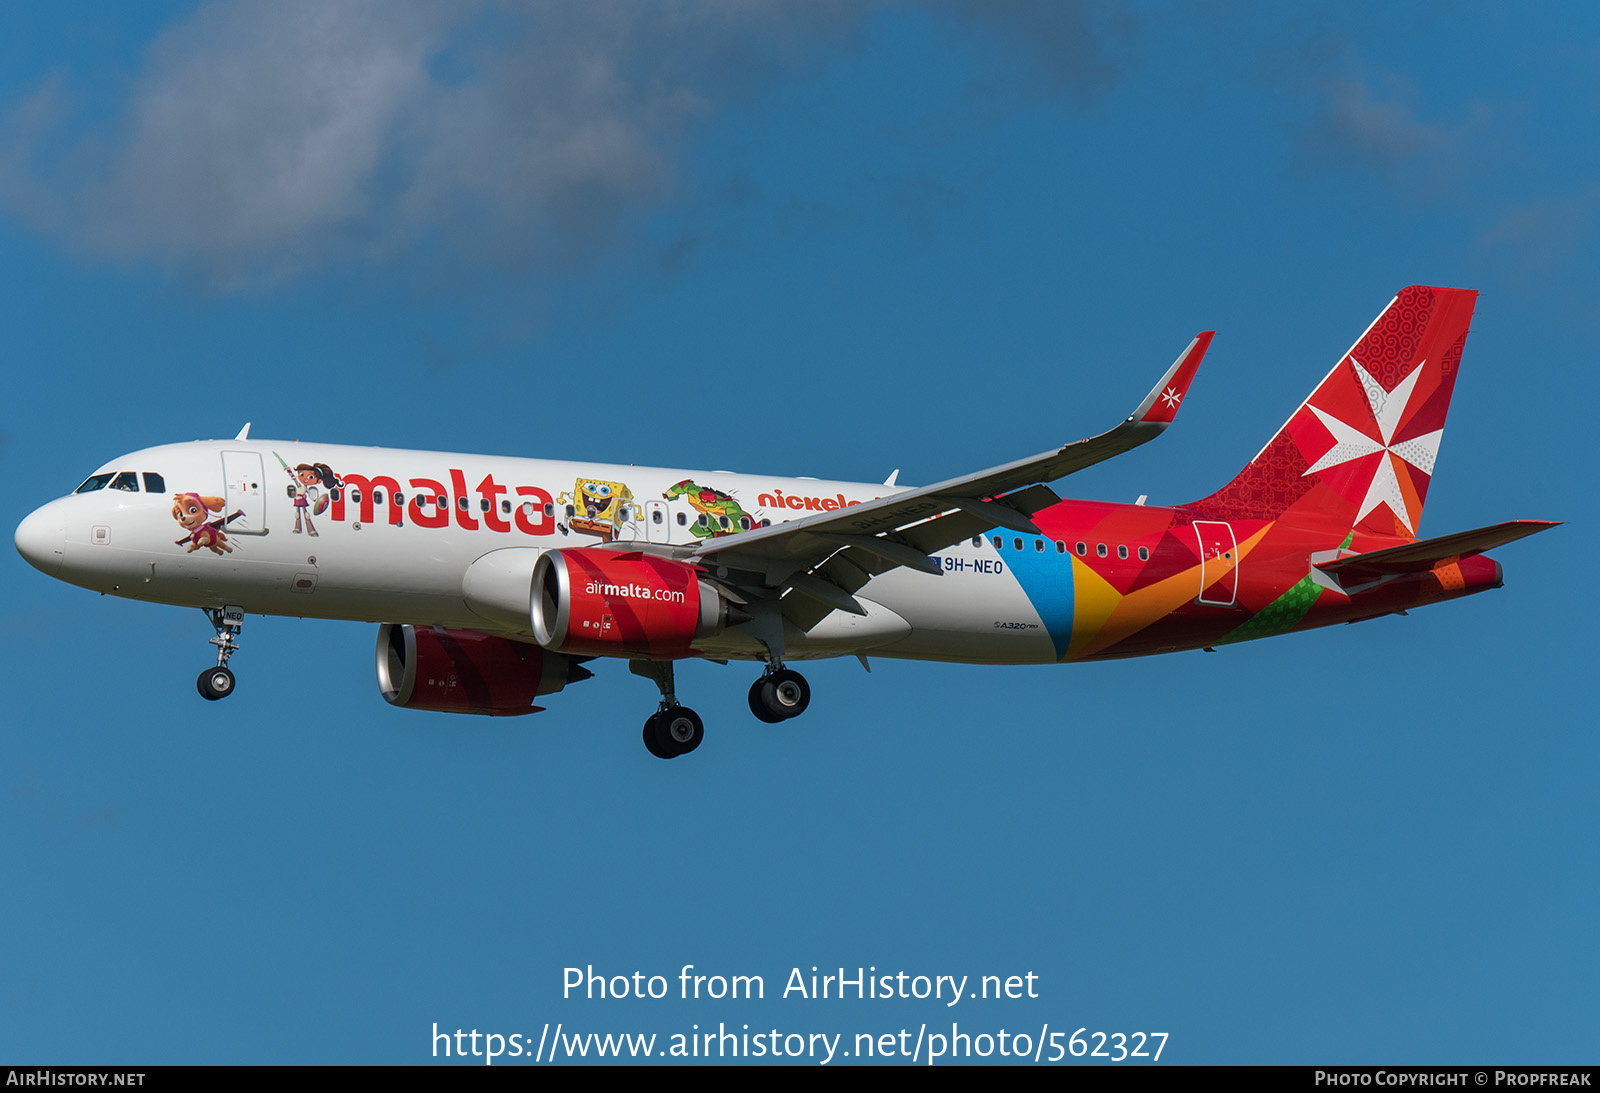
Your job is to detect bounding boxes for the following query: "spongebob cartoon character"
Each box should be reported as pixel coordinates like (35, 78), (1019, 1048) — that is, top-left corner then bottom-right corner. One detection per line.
(664, 480), (759, 539)
(558, 478), (634, 541)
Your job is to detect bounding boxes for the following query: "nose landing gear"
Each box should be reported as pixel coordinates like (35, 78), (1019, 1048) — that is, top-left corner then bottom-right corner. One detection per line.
(197, 606), (243, 701)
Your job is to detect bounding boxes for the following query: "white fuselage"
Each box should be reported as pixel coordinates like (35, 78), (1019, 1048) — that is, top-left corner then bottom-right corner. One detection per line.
(19, 439), (1062, 665)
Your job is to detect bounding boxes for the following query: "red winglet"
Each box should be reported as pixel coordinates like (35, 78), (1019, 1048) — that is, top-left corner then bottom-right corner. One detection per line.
(1136, 331), (1213, 425)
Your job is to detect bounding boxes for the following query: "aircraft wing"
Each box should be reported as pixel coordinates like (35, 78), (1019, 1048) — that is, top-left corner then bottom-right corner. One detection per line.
(690, 332), (1213, 622)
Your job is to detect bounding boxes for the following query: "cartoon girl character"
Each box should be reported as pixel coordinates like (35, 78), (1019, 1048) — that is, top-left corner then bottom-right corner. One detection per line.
(291, 462), (341, 536)
(171, 493), (234, 555)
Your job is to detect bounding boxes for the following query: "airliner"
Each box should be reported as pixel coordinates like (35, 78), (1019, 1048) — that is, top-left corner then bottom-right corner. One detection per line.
(15, 286), (1555, 758)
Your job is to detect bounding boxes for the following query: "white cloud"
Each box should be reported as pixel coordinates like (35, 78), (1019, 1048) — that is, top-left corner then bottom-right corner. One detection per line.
(0, 0), (1138, 290)
(0, 0), (869, 287)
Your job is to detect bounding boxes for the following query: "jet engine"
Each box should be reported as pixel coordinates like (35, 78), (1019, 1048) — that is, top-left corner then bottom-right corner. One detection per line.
(375, 624), (590, 716)
(529, 549), (731, 658)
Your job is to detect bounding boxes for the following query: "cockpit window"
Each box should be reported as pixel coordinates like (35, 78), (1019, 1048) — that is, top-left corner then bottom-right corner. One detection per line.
(111, 472), (140, 492)
(143, 472), (166, 493)
(75, 473), (115, 494)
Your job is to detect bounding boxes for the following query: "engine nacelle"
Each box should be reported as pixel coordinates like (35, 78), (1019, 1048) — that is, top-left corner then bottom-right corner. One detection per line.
(375, 624), (590, 716)
(530, 549), (727, 658)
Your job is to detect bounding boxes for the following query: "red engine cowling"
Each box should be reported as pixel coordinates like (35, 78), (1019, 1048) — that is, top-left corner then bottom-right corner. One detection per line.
(530, 549), (727, 658)
(375, 624), (591, 716)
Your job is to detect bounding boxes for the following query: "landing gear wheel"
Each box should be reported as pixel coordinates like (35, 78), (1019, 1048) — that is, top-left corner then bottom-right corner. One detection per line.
(642, 714), (676, 759)
(197, 665), (236, 701)
(661, 706), (703, 755)
(753, 668), (810, 721)
(643, 706), (703, 759)
(748, 679), (785, 723)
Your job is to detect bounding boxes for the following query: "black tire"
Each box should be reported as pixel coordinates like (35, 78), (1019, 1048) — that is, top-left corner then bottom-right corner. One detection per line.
(748, 678), (785, 723)
(197, 666), (235, 701)
(661, 707), (703, 755)
(642, 714), (678, 759)
(757, 669), (810, 721)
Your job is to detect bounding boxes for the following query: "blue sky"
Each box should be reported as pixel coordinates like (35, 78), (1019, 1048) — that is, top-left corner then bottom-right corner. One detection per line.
(2, 1), (1590, 1065)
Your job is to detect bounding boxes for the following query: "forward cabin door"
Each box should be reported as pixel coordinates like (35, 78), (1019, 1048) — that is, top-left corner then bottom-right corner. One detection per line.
(221, 451), (267, 535)
(1194, 520), (1238, 606)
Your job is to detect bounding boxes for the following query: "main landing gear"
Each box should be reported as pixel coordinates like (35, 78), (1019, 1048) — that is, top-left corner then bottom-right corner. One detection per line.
(748, 664), (811, 724)
(629, 658), (813, 759)
(197, 606), (243, 701)
(630, 661), (704, 760)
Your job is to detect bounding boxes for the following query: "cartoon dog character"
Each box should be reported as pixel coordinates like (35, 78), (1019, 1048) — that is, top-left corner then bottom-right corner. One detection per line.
(171, 493), (234, 555)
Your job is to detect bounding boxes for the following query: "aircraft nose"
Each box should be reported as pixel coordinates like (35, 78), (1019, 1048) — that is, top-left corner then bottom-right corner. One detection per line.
(15, 501), (67, 575)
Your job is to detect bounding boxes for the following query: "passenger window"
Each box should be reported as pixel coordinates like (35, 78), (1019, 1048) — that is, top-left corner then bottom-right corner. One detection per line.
(719, 516), (730, 529)
(458, 497), (469, 511)
(1118, 545), (1128, 559)
(992, 536), (1003, 549)
(1055, 541), (1065, 554)
(971, 537), (982, 548)
(75, 473), (115, 494)
(395, 493), (404, 506)
(351, 489), (363, 504)
(565, 504), (576, 518)
(142, 472), (166, 493)
(698, 514), (710, 527)
(740, 516), (751, 530)
(677, 513), (687, 526)
(1076, 542), (1086, 556)
(437, 495), (447, 508)
(1035, 539), (1044, 552)
(373, 490), (384, 504)
(1138, 546), (1149, 561)
(111, 471), (140, 492)
(544, 503), (555, 517)
(479, 498), (489, 512)
(652, 510), (664, 525)
(501, 500), (511, 514)
(1097, 543), (1108, 558)
(1013, 537), (1023, 551)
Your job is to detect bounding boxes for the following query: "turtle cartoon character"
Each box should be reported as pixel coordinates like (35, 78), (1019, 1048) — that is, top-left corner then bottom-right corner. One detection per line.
(664, 480), (760, 539)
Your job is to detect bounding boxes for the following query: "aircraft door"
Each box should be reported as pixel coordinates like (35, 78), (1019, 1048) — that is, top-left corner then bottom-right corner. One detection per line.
(221, 451), (267, 534)
(1194, 520), (1238, 606)
(612, 500), (643, 543)
(644, 501), (670, 544)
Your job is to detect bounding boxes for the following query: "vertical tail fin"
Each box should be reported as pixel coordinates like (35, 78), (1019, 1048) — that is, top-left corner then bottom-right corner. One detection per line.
(1187, 285), (1478, 539)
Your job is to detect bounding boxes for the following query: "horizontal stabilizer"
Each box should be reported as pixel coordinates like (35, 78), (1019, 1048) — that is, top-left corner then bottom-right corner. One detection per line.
(1314, 520), (1559, 578)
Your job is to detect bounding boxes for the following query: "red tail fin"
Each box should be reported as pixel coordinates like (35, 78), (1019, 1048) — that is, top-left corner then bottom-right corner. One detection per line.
(1187, 286), (1478, 539)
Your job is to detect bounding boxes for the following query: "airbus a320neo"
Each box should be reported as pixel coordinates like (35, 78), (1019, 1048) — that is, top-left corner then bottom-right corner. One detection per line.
(16, 287), (1555, 757)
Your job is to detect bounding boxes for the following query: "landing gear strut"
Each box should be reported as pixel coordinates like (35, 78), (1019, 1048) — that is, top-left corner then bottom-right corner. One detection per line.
(197, 606), (243, 701)
(630, 660), (703, 759)
(748, 663), (810, 723)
